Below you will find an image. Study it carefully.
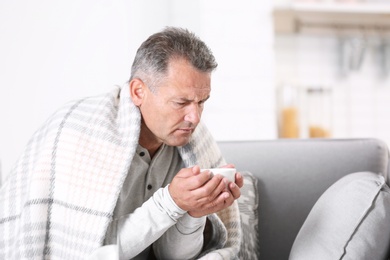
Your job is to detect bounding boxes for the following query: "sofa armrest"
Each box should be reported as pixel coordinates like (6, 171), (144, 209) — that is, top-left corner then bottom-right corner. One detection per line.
(218, 138), (389, 260)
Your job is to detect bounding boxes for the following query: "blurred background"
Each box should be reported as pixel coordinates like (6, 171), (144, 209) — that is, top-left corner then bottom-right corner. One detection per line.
(0, 0), (389, 181)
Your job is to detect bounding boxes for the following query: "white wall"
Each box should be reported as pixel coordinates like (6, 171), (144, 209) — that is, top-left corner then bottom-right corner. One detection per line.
(0, 0), (132, 180)
(0, 0), (275, 180)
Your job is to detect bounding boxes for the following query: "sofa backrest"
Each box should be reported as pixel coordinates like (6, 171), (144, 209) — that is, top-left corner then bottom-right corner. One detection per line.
(218, 138), (389, 260)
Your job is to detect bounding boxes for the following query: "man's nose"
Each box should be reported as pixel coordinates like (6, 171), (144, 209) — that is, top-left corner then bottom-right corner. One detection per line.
(184, 103), (201, 124)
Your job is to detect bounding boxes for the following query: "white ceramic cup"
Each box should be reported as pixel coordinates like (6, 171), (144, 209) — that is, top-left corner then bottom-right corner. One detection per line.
(202, 168), (236, 183)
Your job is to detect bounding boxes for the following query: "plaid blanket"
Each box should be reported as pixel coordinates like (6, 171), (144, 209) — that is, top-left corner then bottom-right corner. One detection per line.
(0, 85), (241, 259)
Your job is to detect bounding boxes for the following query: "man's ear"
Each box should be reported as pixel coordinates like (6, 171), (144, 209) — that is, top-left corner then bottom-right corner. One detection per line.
(129, 78), (145, 106)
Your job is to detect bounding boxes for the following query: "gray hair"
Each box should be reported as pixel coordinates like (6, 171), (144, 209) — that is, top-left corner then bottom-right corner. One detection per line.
(130, 27), (218, 92)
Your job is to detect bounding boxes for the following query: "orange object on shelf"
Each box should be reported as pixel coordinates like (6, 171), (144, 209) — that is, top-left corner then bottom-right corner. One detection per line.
(280, 107), (300, 138)
(277, 83), (300, 139)
(309, 125), (330, 138)
(306, 86), (332, 139)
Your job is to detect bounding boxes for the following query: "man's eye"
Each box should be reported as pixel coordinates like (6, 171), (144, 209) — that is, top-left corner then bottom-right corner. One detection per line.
(199, 100), (207, 106)
(173, 101), (186, 107)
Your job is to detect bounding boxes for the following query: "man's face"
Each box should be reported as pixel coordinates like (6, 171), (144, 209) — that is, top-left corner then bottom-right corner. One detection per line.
(133, 58), (211, 149)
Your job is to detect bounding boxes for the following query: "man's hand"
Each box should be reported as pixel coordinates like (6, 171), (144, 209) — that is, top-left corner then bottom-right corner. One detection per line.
(168, 165), (243, 218)
(221, 163), (244, 197)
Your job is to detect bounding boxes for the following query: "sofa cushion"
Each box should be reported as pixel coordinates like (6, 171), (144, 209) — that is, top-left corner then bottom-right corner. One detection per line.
(289, 171), (390, 260)
(237, 171), (259, 259)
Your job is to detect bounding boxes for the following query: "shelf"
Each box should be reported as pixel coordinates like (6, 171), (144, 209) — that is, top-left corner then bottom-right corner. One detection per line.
(273, 2), (390, 34)
(290, 2), (390, 13)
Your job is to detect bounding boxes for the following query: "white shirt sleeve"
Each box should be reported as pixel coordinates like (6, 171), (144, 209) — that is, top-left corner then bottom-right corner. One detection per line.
(153, 212), (206, 260)
(105, 185), (185, 259)
(105, 185), (205, 259)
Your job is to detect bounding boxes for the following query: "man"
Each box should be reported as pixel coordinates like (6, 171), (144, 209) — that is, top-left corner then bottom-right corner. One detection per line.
(0, 27), (242, 259)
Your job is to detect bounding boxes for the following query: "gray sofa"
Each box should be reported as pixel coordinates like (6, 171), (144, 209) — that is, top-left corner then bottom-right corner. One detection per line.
(218, 138), (390, 260)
